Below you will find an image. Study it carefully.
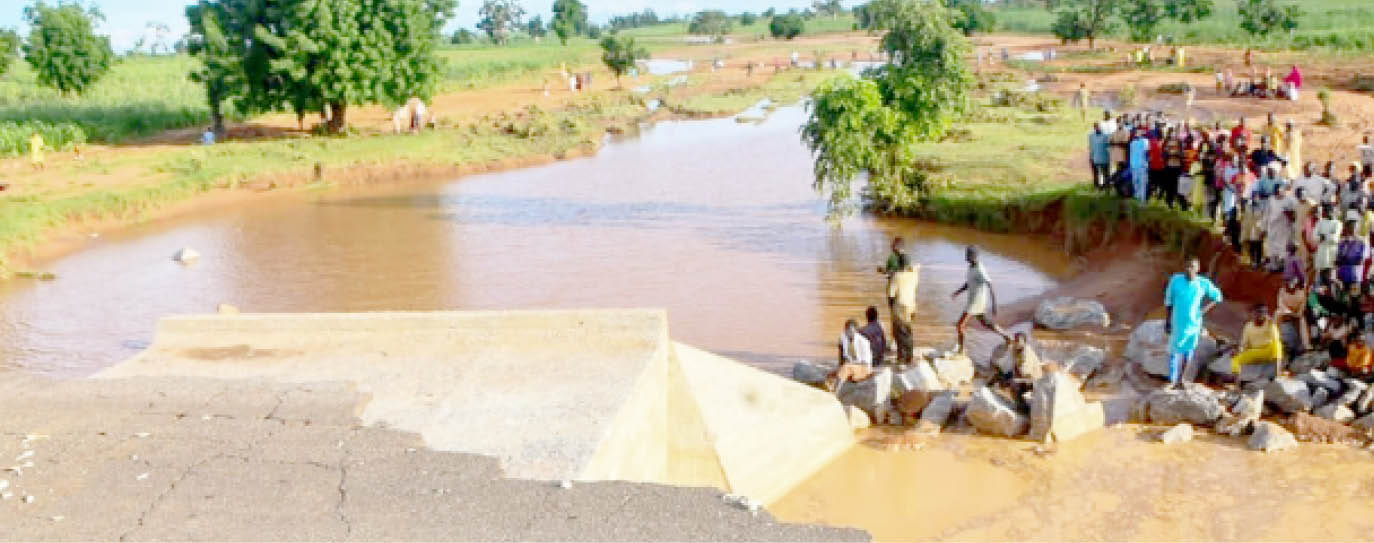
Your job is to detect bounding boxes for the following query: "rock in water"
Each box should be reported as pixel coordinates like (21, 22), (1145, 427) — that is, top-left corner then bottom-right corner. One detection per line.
(916, 391), (957, 434)
(1264, 377), (1313, 414)
(1125, 320), (1218, 379)
(965, 387), (1029, 438)
(1146, 384), (1224, 425)
(1034, 297), (1111, 330)
(893, 361), (944, 398)
(1315, 403), (1356, 423)
(1248, 421), (1298, 452)
(172, 248), (200, 264)
(932, 353), (975, 388)
(1028, 372), (1105, 443)
(792, 360), (831, 387)
(837, 367), (893, 416)
(845, 406), (871, 429)
(1159, 423), (1194, 444)
(1216, 389), (1264, 437)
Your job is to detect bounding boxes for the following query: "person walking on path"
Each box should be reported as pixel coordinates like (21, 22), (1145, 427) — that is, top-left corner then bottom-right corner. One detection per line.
(951, 246), (1010, 355)
(887, 257), (920, 364)
(1163, 257), (1223, 389)
(29, 131), (45, 171)
(1076, 83), (1091, 121)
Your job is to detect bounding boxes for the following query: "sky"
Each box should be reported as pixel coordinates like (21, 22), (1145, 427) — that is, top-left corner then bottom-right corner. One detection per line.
(0, 0), (854, 53)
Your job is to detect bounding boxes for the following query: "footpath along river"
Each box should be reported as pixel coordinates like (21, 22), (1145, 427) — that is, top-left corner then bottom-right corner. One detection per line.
(0, 106), (1069, 377)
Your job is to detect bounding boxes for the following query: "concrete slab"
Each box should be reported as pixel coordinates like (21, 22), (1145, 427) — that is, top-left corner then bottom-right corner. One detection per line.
(98, 310), (855, 506)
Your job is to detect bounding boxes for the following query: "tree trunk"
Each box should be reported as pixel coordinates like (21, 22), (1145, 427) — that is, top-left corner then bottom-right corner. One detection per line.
(210, 104), (225, 136)
(1088, 35), (1096, 50)
(328, 102), (347, 133)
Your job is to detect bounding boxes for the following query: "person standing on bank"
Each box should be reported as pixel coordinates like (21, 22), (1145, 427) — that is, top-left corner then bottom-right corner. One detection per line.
(1163, 257), (1223, 389)
(951, 246), (1011, 355)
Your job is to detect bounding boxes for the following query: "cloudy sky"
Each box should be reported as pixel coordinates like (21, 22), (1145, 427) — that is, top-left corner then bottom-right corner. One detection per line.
(0, 0), (853, 53)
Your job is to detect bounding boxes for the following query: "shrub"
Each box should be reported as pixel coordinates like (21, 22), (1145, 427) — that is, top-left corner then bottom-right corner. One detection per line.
(1118, 83), (1139, 107)
(0, 120), (87, 157)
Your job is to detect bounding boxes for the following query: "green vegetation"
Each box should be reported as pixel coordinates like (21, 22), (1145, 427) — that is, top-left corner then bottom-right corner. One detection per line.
(599, 35), (647, 87)
(0, 119), (84, 157)
(670, 70), (836, 116)
(1237, 0), (1302, 38)
(804, 0), (974, 215)
(0, 29), (18, 77)
(770, 12), (806, 39)
(551, 0), (588, 45)
(23, 2), (115, 95)
(1121, 0), (1214, 42)
(478, 0), (526, 45)
(949, 0), (998, 36)
(688, 10), (733, 42)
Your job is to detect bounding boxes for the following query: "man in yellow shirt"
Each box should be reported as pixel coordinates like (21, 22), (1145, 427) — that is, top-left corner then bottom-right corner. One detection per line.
(29, 132), (45, 171)
(1231, 304), (1283, 379)
(1262, 112), (1284, 156)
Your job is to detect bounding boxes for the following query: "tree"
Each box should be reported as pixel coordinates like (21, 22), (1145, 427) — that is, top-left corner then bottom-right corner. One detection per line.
(949, 0), (997, 36)
(769, 12), (806, 39)
(599, 35), (647, 87)
(688, 10), (733, 41)
(1237, 0), (1302, 38)
(762, 7), (777, 18)
(186, 0), (457, 133)
(451, 27), (478, 44)
(0, 29), (18, 78)
(739, 12), (758, 26)
(23, 2), (115, 95)
(812, 0), (845, 18)
(479, 0), (524, 45)
(1165, 0), (1213, 23)
(803, 0), (974, 215)
(1121, 0), (1213, 42)
(551, 0), (587, 45)
(526, 15), (546, 38)
(1051, 0), (1118, 48)
(184, 1), (237, 134)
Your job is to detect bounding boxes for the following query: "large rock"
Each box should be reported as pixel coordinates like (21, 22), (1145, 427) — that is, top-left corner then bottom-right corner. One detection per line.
(791, 360), (831, 387)
(894, 361), (945, 417)
(1334, 379), (1368, 408)
(1264, 377), (1313, 414)
(1288, 351), (1330, 374)
(845, 406), (871, 429)
(965, 387), (1029, 438)
(1248, 421), (1298, 452)
(1034, 297), (1111, 330)
(1125, 320), (1219, 379)
(1159, 423), (1194, 444)
(1036, 342), (1107, 381)
(1146, 384), (1224, 425)
(1311, 388), (1331, 410)
(172, 247), (200, 264)
(837, 367), (893, 416)
(1215, 389), (1264, 437)
(1297, 369), (1343, 395)
(1206, 356), (1277, 383)
(932, 354), (975, 388)
(1353, 413), (1374, 437)
(1028, 372), (1104, 443)
(1315, 403), (1356, 423)
(916, 391), (957, 434)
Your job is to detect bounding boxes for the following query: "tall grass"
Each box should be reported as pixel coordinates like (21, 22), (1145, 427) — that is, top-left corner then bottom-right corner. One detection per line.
(436, 40), (602, 90)
(0, 121), (86, 157)
(994, 0), (1374, 52)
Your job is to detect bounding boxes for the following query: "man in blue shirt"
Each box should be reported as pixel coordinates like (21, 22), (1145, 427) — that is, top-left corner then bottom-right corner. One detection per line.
(1089, 123), (1111, 190)
(1129, 128), (1150, 202)
(1163, 257), (1224, 389)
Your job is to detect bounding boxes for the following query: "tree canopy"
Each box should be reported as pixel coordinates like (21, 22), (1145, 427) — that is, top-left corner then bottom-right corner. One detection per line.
(478, 0), (524, 45)
(769, 12), (806, 40)
(599, 35), (647, 87)
(0, 28), (19, 78)
(1237, 0), (1301, 38)
(802, 0), (973, 215)
(688, 10), (733, 41)
(23, 2), (116, 95)
(551, 0), (587, 45)
(1120, 0), (1213, 42)
(1051, 0), (1118, 48)
(948, 0), (997, 36)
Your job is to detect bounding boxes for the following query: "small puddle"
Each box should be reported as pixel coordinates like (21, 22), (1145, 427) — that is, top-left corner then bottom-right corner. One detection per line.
(639, 59), (692, 76)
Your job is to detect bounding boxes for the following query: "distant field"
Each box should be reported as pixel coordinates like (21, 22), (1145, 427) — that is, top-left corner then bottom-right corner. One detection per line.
(995, 0), (1374, 52)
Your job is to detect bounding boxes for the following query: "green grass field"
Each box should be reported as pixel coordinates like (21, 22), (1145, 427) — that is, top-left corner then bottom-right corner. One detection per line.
(995, 0), (1374, 52)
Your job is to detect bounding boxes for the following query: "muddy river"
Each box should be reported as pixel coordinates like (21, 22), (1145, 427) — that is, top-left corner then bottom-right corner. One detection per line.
(0, 106), (1070, 377)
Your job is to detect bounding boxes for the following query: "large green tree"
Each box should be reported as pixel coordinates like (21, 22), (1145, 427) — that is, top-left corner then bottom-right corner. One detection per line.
(769, 12), (806, 39)
(478, 0), (524, 45)
(688, 10), (733, 41)
(812, 0), (845, 18)
(1121, 0), (1212, 42)
(803, 0), (973, 215)
(599, 35), (647, 87)
(184, 1), (238, 134)
(1237, 0), (1301, 38)
(185, 0), (456, 133)
(551, 0), (587, 45)
(1051, 0), (1118, 49)
(948, 0), (997, 36)
(22, 2), (115, 95)
(0, 28), (19, 78)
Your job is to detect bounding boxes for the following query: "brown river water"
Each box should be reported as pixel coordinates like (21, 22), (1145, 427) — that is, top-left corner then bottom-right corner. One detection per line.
(4, 105), (1371, 540)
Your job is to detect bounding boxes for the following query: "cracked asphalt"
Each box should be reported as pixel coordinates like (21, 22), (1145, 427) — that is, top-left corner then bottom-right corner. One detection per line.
(0, 374), (868, 541)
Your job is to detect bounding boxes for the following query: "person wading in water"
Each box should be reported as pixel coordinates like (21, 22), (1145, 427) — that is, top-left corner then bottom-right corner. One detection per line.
(951, 246), (1010, 354)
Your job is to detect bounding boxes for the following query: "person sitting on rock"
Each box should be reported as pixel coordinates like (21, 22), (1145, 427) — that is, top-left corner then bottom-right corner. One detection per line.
(1308, 268), (1343, 337)
(1341, 333), (1373, 379)
(1274, 274), (1312, 352)
(829, 319), (873, 394)
(858, 306), (889, 367)
(1229, 304), (1283, 382)
(987, 332), (1043, 410)
(1322, 313), (1357, 370)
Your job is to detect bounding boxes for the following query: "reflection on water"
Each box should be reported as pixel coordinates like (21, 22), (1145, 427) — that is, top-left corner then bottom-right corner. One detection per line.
(0, 106), (1070, 376)
(638, 58), (691, 75)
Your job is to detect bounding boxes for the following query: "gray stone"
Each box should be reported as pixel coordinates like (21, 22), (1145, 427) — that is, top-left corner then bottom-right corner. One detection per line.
(1215, 389), (1264, 437)
(1061, 346), (1107, 381)
(172, 247), (200, 264)
(1248, 421), (1299, 452)
(1356, 385), (1374, 416)
(1028, 372), (1104, 443)
(791, 360), (830, 387)
(932, 354), (975, 388)
(1146, 384), (1224, 425)
(1288, 351), (1330, 374)
(1125, 320), (1218, 379)
(1334, 379), (1368, 407)
(965, 387), (1029, 438)
(1298, 369), (1343, 395)
(916, 391), (957, 434)
(837, 367), (893, 416)
(1034, 297), (1111, 330)
(1159, 423), (1194, 444)
(1315, 404), (1356, 423)
(1264, 377), (1313, 414)
(1327, 367), (1348, 380)
(1311, 387), (1331, 410)
(1207, 356), (1277, 382)
(844, 406), (871, 430)
(892, 361), (943, 397)
(1353, 413), (1374, 436)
